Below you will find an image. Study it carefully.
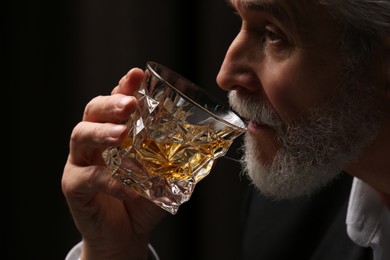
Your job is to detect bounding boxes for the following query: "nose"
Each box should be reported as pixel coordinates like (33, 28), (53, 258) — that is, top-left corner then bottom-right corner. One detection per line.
(216, 32), (261, 93)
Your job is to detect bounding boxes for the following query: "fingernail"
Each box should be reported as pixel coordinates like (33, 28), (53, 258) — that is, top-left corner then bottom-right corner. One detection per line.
(110, 125), (127, 137)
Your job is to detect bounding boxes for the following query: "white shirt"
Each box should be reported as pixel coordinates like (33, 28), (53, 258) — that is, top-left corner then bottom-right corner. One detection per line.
(347, 177), (390, 260)
(65, 241), (160, 260)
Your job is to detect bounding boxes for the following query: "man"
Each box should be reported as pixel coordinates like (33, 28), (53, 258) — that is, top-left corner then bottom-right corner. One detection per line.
(62, 0), (390, 259)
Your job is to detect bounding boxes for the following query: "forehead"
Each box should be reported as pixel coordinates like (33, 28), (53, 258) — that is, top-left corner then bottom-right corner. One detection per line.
(231, 0), (288, 13)
(239, 0), (290, 22)
(229, 0), (303, 9)
(229, 0), (324, 21)
(228, 0), (335, 39)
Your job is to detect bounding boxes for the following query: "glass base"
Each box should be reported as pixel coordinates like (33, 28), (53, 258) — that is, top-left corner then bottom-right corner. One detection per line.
(112, 168), (195, 215)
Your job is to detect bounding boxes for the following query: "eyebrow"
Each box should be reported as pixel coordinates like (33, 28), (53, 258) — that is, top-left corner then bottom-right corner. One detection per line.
(227, 0), (290, 23)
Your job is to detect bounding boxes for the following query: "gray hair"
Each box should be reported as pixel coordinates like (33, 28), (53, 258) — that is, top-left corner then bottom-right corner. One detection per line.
(319, 0), (390, 58)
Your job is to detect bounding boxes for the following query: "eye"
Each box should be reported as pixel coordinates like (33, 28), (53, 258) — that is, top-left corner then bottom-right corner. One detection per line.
(264, 25), (284, 44)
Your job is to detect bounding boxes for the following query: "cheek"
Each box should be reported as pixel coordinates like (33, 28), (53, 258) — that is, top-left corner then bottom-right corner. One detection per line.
(261, 58), (342, 121)
(260, 61), (304, 121)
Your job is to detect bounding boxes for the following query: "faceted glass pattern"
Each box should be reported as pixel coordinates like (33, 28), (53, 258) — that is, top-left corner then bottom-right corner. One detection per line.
(103, 62), (246, 214)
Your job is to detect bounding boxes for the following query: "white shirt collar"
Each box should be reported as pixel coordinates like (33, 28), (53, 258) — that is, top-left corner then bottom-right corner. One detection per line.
(346, 177), (390, 260)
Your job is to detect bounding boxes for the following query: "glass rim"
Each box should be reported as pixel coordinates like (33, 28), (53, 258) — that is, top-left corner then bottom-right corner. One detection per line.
(146, 61), (247, 131)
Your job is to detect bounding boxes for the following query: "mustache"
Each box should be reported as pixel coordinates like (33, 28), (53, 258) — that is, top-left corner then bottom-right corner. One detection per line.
(228, 90), (283, 130)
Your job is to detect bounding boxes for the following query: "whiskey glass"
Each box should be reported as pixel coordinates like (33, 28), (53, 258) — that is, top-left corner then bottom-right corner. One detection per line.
(103, 61), (246, 214)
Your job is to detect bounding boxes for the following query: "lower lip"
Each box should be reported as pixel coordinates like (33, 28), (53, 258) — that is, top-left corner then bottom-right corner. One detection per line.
(247, 121), (273, 135)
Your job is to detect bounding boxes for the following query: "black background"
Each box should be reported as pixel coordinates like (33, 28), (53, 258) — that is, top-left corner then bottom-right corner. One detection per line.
(13, 1), (250, 259)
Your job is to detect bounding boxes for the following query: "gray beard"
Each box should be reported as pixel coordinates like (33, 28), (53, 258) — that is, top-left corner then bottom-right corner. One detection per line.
(229, 72), (382, 200)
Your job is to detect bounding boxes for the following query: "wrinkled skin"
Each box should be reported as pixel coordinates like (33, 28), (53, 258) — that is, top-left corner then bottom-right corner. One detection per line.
(217, 0), (390, 202)
(62, 0), (390, 259)
(62, 68), (167, 260)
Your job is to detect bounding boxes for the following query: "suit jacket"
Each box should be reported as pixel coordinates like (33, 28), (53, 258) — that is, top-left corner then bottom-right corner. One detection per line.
(241, 172), (373, 260)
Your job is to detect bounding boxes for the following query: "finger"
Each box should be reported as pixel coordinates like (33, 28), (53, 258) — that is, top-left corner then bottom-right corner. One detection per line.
(112, 67), (145, 95)
(83, 94), (137, 123)
(64, 121), (143, 202)
(62, 163), (141, 208)
(69, 121), (129, 166)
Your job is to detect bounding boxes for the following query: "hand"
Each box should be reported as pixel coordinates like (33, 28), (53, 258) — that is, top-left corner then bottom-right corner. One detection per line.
(62, 68), (167, 260)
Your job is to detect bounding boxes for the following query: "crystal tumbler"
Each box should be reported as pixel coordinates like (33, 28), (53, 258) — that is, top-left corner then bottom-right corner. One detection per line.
(103, 61), (246, 214)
